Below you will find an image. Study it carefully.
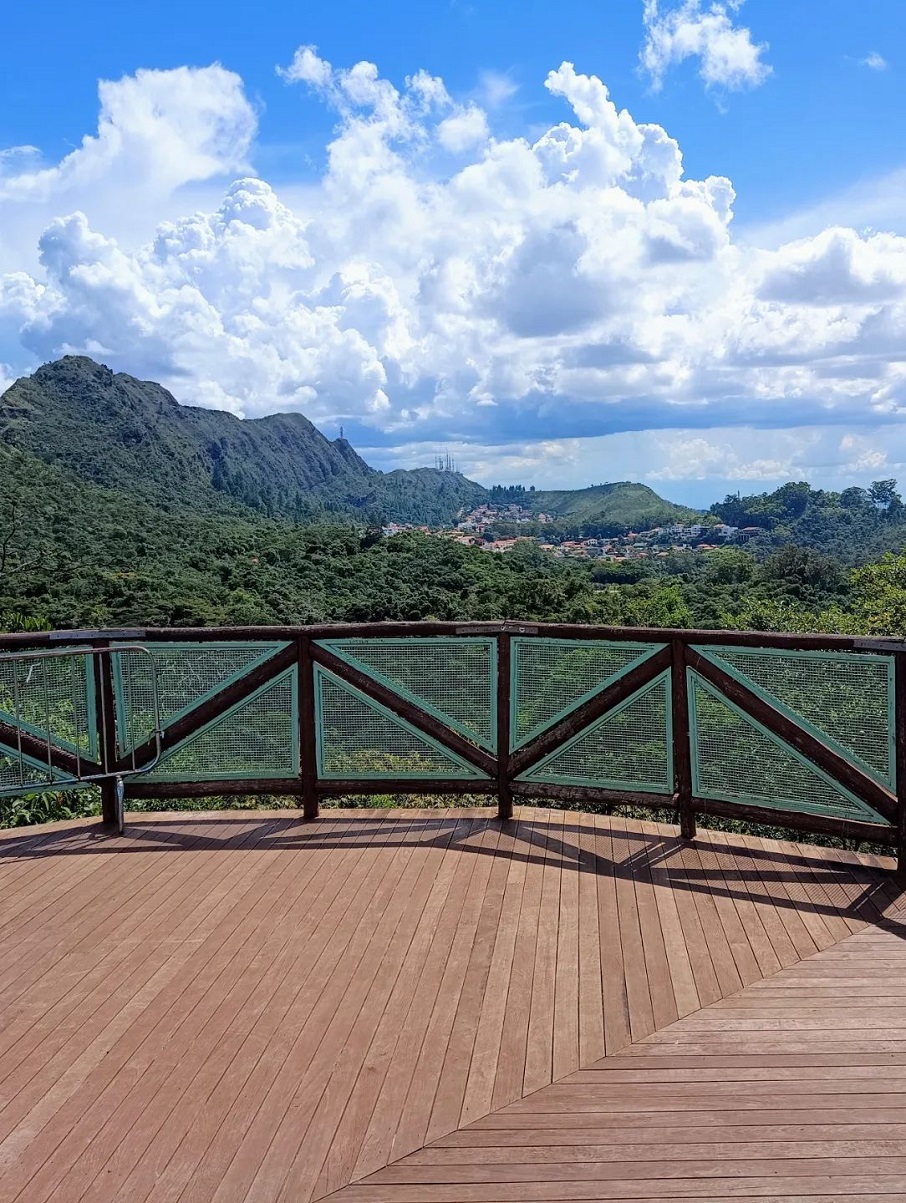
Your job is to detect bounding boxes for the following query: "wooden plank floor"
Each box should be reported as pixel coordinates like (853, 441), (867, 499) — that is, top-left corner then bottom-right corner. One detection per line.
(0, 807), (901, 1203)
(346, 913), (906, 1201)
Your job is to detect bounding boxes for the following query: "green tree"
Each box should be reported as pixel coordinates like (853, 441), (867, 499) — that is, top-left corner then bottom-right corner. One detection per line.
(850, 553), (906, 635)
(758, 545), (849, 607)
(869, 479), (900, 511)
(840, 486), (869, 510)
(703, 549), (755, 586)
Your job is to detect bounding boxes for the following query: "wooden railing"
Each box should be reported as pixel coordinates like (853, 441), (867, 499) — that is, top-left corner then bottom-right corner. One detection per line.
(0, 622), (903, 868)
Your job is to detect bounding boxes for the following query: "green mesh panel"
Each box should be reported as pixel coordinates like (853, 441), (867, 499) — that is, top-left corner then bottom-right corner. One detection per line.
(695, 645), (895, 789)
(689, 673), (889, 825)
(316, 637), (496, 751)
(0, 747), (69, 794)
(138, 667), (298, 781)
(0, 652), (95, 761)
(315, 667), (489, 780)
(511, 637), (663, 750)
(516, 673), (672, 792)
(114, 642), (288, 755)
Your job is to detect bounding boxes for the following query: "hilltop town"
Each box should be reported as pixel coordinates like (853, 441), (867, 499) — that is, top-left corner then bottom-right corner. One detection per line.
(382, 501), (753, 561)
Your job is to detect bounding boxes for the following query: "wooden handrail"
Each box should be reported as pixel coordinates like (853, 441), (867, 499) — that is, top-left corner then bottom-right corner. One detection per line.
(0, 620), (903, 653)
(0, 623), (900, 863)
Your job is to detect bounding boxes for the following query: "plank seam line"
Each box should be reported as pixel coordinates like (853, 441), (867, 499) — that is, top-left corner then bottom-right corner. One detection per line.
(320, 873), (901, 1200)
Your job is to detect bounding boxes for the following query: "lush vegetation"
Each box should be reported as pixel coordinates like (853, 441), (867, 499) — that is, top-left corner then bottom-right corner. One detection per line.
(1, 356), (689, 531)
(709, 478), (906, 565)
(5, 434), (906, 637)
(7, 357), (906, 636)
(4, 356), (906, 852)
(0, 355), (487, 526)
(490, 481), (695, 532)
(0, 446), (603, 627)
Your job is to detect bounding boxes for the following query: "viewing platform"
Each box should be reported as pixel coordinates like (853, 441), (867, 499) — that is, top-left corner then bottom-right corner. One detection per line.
(3, 806), (906, 1202)
(3, 621), (906, 1199)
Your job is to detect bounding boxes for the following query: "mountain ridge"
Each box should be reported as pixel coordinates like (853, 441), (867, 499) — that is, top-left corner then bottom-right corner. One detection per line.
(0, 356), (691, 529)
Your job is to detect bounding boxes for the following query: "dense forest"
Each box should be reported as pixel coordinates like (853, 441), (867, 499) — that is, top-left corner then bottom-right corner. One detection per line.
(1, 365), (906, 633)
(2, 432), (906, 638)
(707, 478), (906, 565)
(3, 354), (906, 636)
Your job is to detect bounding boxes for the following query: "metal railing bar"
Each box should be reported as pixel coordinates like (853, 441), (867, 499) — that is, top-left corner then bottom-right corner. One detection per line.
(10, 663), (25, 789)
(0, 645), (162, 795)
(42, 660), (53, 787)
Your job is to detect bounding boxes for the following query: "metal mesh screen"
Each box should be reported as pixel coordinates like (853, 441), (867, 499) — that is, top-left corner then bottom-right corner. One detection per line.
(114, 642), (287, 754)
(518, 674), (672, 792)
(315, 668), (487, 780)
(698, 645), (895, 788)
(317, 637), (495, 749)
(689, 674), (888, 824)
(140, 668), (298, 781)
(511, 638), (663, 749)
(0, 653), (94, 760)
(0, 750), (66, 792)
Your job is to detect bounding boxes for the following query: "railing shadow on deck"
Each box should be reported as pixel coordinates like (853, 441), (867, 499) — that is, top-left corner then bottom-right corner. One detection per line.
(2, 810), (902, 928)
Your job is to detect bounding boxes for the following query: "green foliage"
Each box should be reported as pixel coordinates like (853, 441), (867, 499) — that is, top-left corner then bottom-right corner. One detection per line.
(3, 356), (906, 669)
(711, 479), (906, 565)
(3, 430), (906, 641)
(759, 546), (850, 608)
(2, 357), (704, 536)
(0, 788), (100, 827)
(849, 553), (906, 636)
(0, 441), (617, 627)
(591, 560), (652, 585)
(701, 549), (754, 586)
(596, 580), (693, 628)
(525, 481), (696, 534)
(0, 356), (486, 527)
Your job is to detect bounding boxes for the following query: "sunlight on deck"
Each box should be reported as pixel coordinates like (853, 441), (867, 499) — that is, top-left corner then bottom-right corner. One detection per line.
(1, 807), (904, 1202)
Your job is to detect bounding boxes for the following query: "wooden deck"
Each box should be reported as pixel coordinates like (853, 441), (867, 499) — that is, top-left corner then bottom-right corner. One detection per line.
(0, 807), (904, 1203)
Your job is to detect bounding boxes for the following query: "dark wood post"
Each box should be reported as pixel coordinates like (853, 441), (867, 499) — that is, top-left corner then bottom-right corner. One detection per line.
(895, 651), (906, 874)
(92, 645), (118, 826)
(671, 638), (695, 840)
(298, 635), (319, 821)
(497, 632), (513, 821)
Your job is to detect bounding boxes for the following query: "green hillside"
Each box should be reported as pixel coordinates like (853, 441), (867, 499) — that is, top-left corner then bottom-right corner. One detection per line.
(0, 443), (601, 628)
(0, 357), (483, 526)
(4, 400), (906, 644)
(527, 482), (696, 529)
(0, 358), (693, 532)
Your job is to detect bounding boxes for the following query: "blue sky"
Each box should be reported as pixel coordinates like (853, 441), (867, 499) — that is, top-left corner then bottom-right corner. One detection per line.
(6, 0), (906, 229)
(2, 0), (906, 503)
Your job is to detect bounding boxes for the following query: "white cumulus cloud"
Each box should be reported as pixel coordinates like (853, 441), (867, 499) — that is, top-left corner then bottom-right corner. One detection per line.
(640, 0), (771, 92)
(0, 65), (257, 277)
(861, 52), (888, 71)
(437, 105), (490, 153)
(1, 49), (906, 494)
